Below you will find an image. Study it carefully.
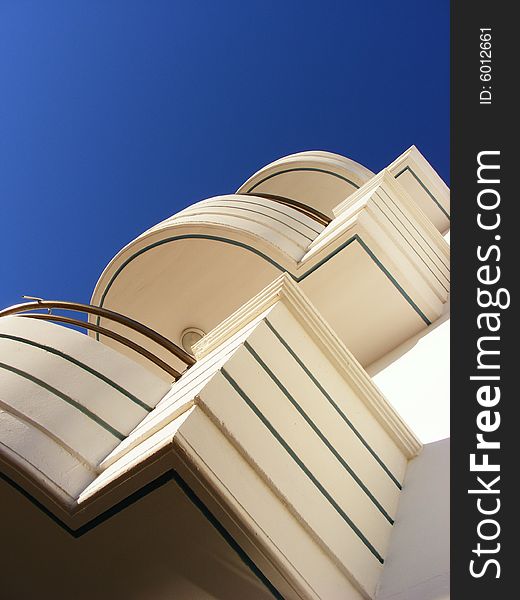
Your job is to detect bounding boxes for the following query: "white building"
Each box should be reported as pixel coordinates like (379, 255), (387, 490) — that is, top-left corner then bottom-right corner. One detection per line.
(0, 147), (449, 599)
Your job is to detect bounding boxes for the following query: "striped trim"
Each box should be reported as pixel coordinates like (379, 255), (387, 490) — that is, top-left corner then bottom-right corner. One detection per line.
(355, 237), (430, 325)
(371, 193), (449, 292)
(99, 234), (282, 310)
(233, 196), (323, 235)
(97, 234), (430, 327)
(0, 333), (152, 412)
(0, 470), (284, 599)
(171, 472), (284, 599)
(221, 368), (384, 563)
(0, 399), (96, 472)
(263, 319), (403, 489)
(0, 361), (125, 440)
(182, 202), (316, 242)
(246, 167), (360, 193)
(379, 186), (450, 271)
(244, 340), (394, 524)
(395, 166), (450, 220)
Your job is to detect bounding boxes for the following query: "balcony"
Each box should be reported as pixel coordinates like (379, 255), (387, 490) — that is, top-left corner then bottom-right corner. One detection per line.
(0, 300), (193, 509)
(91, 149), (449, 368)
(0, 275), (422, 599)
(0, 147), (447, 599)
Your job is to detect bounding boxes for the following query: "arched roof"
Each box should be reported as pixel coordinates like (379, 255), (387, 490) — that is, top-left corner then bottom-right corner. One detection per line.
(237, 150), (375, 217)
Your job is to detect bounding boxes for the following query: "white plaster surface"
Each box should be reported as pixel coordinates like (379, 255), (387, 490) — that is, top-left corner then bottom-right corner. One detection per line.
(376, 438), (450, 600)
(368, 315), (450, 444)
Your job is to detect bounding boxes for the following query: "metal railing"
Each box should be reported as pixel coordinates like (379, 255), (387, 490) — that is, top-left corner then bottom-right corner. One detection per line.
(241, 192), (331, 226)
(0, 300), (195, 380)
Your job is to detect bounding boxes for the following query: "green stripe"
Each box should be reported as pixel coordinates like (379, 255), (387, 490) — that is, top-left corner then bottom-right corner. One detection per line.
(246, 167), (360, 193)
(99, 235), (282, 309)
(379, 186), (450, 271)
(0, 333), (152, 412)
(371, 193), (450, 292)
(395, 166), (450, 220)
(0, 468), (284, 599)
(0, 361), (125, 440)
(264, 319), (403, 489)
(355, 236), (431, 325)
(171, 472), (285, 599)
(244, 341), (394, 524)
(190, 201), (316, 241)
(221, 368), (384, 564)
(233, 196), (322, 234)
(296, 235), (358, 279)
(98, 234), (430, 327)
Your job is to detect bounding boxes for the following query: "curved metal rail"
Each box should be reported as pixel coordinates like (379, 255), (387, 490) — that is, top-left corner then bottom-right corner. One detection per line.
(0, 300), (195, 379)
(241, 192), (331, 226)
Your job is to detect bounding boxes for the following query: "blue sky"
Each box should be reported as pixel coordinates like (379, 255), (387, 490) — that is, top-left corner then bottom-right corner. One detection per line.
(0, 1), (449, 309)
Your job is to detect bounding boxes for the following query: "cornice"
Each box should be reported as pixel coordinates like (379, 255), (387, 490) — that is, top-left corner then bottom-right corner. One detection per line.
(194, 274), (422, 458)
(237, 152), (374, 195)
(386, 145), (450, 227)
(301, 170), (450, 319)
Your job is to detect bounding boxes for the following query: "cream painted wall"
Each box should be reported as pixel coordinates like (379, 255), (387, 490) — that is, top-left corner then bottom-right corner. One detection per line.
(0, 316), (171, 503)
(89, 276), (420, 599)
(0, 149), (450, 599)
(367, 228), (450, 444)
(0, 475), (276, 600)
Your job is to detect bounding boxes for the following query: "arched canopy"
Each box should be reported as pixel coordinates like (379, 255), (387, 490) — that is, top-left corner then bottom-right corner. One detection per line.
(237, 151), (375, 218)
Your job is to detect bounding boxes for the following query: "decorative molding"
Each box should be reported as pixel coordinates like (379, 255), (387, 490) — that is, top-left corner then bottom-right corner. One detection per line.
(92, 227), (436, 329)
(303, 170), (450, 320)
(237, 151), (375, 196)
(386, 145), (450, 227)
(0, 331), (153, 412)
(194, 274), (422, 459)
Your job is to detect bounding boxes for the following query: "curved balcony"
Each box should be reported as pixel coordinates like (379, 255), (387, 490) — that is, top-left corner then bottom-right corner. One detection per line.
(237, 150), (375, 218)
(91, 192), (331, 364)
(1, 147), (448, 597)
(0, 301), (192, 511)
(91, 150), (449, 370)
(0, 300), (195, 379)
(0, 274), (422, 597)
(145, 193), (328, 261)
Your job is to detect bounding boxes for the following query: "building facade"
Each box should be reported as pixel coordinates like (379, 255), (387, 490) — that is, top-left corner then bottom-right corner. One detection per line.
(0, 147), (449, 599)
